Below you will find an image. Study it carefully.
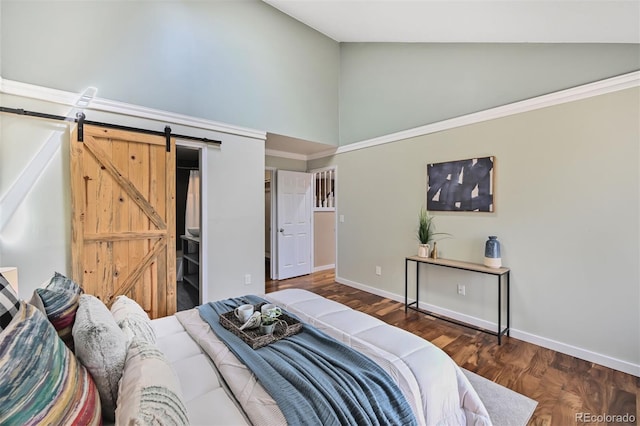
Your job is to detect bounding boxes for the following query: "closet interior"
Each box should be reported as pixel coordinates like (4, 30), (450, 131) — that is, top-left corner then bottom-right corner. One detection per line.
(176, 146), (201, 311)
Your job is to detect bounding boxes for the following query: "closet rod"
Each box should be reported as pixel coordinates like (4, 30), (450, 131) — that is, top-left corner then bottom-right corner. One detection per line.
(0, 106), (222, 152)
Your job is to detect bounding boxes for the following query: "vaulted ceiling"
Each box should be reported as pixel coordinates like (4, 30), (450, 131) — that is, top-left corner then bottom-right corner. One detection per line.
(263, 0), (640, 157)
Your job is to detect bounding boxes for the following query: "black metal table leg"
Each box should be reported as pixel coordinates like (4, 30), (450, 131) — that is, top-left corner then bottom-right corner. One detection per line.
(506, 271), (510, 336)
(415, 260), (419, 310)
(498, 274), (502, 345)
(404, 258), (408, 313)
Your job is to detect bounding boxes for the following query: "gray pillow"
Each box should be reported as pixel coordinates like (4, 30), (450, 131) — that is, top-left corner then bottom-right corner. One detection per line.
(72, 294), (127, 422)
(110, 295), (156, 345)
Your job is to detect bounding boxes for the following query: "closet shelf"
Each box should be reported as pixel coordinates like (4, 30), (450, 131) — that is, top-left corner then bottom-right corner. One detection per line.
(183, 253), (199, 265)
(180, 235), (200, 292)
(183, 274), (199, 291)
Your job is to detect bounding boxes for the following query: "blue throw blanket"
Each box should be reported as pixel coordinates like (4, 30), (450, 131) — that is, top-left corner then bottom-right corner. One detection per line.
(198, 295), (417, 426)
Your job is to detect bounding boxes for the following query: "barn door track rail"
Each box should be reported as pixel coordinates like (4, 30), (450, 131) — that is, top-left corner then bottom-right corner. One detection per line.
(0, 106), (222, 152)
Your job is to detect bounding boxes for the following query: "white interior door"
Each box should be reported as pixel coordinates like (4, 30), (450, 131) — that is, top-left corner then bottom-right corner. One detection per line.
(276, 170), (312, 280)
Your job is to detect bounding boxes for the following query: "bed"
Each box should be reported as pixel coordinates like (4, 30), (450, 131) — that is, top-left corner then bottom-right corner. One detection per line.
(154, 288), (491, 425)
(0, 269), (491, 425)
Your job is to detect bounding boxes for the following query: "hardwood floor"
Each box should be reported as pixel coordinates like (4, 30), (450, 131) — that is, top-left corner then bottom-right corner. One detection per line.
(266, 269), (639, 426)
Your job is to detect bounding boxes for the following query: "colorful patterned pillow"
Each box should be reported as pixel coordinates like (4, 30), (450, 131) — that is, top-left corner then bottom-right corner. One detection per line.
(73, 294), (128, 422)
(30, 271), (84, 350)
(111, 294), (156, 345)
(116, 339), (189, 425)
(0, 301), (101, 425)
(0, 273), (20, 331)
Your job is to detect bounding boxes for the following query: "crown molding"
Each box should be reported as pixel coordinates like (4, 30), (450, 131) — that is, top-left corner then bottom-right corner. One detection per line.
(0, 77), (266, 141)
(332, 71), (640, 157)
(4, 71), (637, 159)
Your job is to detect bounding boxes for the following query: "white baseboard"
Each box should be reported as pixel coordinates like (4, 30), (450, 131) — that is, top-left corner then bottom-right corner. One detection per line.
(508, 329), (640, 377)
(313, 264), (335, 273)
(336, 275), (640, 377)
(416, 302), (499, 332)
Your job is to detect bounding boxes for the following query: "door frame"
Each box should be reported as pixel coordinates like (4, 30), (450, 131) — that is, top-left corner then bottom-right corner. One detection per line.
(268, 166), (338, 280)
(265, 167), (277, 280)
(176, 140), (208, 304)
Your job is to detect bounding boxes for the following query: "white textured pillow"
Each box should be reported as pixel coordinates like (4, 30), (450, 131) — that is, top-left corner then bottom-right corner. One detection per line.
(111, 295), (156, 345)
(72, 294), (127, 422)
(116, 339), (189, 425)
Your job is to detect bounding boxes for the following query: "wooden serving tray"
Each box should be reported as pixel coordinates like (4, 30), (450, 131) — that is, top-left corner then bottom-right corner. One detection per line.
(219, 303), (302, 349)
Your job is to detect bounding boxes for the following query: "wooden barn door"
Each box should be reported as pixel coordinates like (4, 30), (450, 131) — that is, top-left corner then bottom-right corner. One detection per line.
(70, 125), (176, 318)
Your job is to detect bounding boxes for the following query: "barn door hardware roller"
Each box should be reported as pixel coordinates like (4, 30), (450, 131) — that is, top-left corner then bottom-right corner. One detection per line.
(76, 112), (86, 142)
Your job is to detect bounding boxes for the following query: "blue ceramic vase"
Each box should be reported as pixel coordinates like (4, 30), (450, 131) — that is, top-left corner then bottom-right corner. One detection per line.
(483, 236), (502, 268)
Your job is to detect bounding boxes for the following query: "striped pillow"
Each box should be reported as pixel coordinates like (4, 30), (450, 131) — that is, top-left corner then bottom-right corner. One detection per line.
(0, 301), (101, 425)
(116, 339), (189, 425)
(111, 295), (156, 345)
(30, 272), (83, 350)
(0, 273), (20, 331)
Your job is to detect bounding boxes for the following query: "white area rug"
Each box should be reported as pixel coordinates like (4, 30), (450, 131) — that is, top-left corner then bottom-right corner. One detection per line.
(463, 369), (537, 426)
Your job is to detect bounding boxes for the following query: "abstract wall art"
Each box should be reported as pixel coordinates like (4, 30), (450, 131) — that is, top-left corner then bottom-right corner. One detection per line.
(427, 156), (494, 212)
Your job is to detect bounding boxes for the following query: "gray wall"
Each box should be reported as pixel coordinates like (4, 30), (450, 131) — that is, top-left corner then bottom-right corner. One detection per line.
(1, 0), (340, 145)
(310, 87), (640, 369)
(339, 43), (640, 144)
(4, 2), (637, 149)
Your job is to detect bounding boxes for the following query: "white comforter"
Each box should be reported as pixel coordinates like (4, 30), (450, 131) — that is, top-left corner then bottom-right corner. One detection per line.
(176, 289), (491, 426)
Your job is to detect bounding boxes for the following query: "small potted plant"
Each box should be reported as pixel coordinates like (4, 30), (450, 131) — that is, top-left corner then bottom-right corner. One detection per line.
(260, 310), (282, 335)
(417, 208), (449, 257)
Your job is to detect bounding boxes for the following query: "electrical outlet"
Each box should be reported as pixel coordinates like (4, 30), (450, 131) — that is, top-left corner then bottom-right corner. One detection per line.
(375, 266), (382, 276)
(244, 274), (252, 285)
(457, 284), (466, 296)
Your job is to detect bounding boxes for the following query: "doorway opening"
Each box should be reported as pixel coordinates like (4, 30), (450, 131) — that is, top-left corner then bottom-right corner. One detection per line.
(176, 145), (201, 311)
(266, 167), (337, 282)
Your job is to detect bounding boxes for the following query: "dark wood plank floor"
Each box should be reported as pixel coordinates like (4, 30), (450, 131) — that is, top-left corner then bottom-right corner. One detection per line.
(266, 269), (639, 426)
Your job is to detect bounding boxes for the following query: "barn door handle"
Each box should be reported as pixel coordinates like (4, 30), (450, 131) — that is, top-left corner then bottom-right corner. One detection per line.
(279, 228), (284, 233)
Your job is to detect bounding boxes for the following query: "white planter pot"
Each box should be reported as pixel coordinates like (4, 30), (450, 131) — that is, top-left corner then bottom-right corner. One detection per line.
(418, 244), (430, 258)
(260, 323), (276, 335)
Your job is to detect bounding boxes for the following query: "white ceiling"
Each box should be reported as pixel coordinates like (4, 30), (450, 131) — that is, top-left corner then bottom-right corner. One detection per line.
(264, 0), (640, 43)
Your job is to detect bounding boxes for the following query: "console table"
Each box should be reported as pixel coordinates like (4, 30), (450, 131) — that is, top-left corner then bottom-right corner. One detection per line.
(404, 256), (510, 344)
